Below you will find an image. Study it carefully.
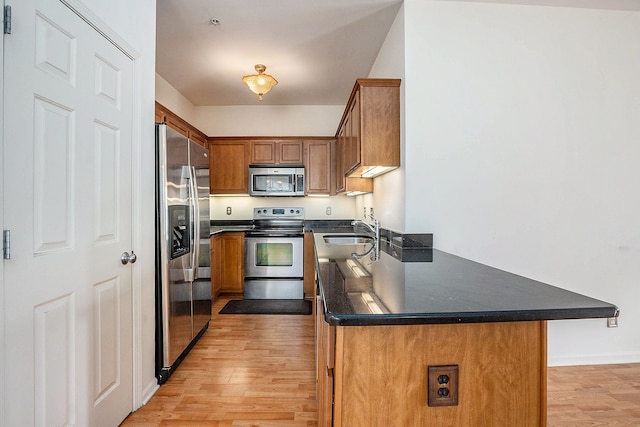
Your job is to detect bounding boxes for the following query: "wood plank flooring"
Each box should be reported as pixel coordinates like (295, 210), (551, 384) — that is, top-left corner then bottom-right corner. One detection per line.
(121, 297), (640, 426)
(547, 363), (640, 426)
(121, 297), (317, 426)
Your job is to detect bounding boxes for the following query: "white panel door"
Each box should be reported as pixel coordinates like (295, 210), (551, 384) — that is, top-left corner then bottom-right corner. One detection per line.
(3, 0), (134, 426)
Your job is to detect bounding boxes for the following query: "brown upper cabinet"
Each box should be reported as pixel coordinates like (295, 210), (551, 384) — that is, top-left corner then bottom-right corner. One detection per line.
(334, 121), (373, 195)
(164, 114), (190, 138)
(154, 107), (164, 123)
(304, 139), (333, 195)
(336, 79), (401, 178)
(209, 140), (249, 194)
(189, 130), (208, 147)
(250, 139), (303, 165)
(335, 124), (347, 193)
(155, 101), (208, 147)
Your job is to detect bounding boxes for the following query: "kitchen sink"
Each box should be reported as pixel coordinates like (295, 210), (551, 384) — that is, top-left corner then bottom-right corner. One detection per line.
(323, 234), (375, 245)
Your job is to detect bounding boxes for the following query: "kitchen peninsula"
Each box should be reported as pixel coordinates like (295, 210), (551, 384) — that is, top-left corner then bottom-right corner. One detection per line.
(312, 229), (618, 427)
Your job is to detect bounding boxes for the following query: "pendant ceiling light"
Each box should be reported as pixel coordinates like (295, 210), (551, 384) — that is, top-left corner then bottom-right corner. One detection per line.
(242, 64), (278, 101)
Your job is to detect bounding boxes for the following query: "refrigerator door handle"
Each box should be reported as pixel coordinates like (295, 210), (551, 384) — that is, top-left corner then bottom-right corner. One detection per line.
(189, 165), (201, 279)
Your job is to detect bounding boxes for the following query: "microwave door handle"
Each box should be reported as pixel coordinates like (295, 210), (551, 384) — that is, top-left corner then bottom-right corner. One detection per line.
(296, 173), (303, 194)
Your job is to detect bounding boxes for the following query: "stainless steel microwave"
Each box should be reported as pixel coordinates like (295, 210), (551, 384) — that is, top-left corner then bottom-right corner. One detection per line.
(248, 166), (305, 197)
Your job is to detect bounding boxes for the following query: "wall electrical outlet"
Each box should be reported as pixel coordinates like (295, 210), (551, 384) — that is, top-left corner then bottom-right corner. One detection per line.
(427, 365), (459, 407)
(363, 207), (367, 219)
(226, 206), (232, 215)
(326, 206), (332, 216)
(369, 207), (374, 219)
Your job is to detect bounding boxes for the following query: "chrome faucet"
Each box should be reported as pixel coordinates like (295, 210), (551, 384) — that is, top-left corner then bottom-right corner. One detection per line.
(351, 219), (379, 240)
(351, 219), (380, 260)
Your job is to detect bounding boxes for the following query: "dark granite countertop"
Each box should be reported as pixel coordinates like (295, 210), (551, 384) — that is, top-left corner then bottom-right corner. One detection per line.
(313, 232), (619, 326)
(210, 220), (254, 236)
(210, 225), (254, 235)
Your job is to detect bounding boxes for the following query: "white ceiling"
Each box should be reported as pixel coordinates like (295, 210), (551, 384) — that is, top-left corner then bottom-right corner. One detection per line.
(156, 0), (403, 106)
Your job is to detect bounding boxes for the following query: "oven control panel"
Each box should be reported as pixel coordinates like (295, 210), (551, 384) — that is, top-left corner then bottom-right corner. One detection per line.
(253, 207), (304, 219)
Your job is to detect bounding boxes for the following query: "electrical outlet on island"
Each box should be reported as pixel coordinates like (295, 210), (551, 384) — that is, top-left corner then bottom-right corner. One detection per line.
(427, 365), (459, 407)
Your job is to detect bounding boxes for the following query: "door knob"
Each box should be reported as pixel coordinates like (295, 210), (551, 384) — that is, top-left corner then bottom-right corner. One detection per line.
(121, 251), (137, 265)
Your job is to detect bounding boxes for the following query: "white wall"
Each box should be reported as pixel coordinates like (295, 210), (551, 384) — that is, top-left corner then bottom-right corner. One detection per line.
(404, 0), (640, 365)
(211, 196), (355, 221)
(193, 105), (344, 137)
(78, 0), (159, 405)
(156, 73), (344, 137)
(156, 73), (198, 124)
(356, 3), (407, 233)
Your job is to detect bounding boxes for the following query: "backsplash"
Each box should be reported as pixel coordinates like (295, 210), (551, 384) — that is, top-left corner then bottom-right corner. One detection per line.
(209, 195), (356, 220)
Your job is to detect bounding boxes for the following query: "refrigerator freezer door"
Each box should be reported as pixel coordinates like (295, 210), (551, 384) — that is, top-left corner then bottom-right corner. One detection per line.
(189, 140), (212, 335)
(156, 124), (212, 383)
(157, 124), (194, 368)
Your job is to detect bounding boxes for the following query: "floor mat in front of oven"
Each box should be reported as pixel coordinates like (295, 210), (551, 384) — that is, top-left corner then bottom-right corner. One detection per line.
(219, 299), (312, 315)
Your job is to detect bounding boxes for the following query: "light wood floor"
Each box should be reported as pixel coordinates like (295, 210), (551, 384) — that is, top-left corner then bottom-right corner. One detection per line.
(547, 363), (640, 426)
(121, 297), (640, 426)
(121, 297), (317, 426)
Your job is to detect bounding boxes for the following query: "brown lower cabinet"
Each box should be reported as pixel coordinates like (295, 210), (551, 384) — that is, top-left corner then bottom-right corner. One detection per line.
(316, 303), (547, 426)
(210, 236), (221, 298)
(317, 294), (336, 427)
(212, 231), (318, 299)
(303, 233), (316, 295)
(211, 232), (245, 295)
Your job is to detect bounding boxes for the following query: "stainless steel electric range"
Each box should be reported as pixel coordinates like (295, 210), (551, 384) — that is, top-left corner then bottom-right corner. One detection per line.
(244, 207), (305, 299)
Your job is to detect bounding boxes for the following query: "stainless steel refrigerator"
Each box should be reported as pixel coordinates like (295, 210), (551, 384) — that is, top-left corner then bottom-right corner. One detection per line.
(155, 122), (211, 384)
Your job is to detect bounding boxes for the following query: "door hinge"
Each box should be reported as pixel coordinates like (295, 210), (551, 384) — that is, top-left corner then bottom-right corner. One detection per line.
(3, 230), (10, 260)
(4, 5), (11, 35)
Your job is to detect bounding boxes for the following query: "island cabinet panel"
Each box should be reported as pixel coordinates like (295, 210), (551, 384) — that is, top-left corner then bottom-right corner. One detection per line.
(317, 295), (336, 427)
(250, 139), (303, 165)
(209, 140), (249, 194)
(328, 321), (547, 427)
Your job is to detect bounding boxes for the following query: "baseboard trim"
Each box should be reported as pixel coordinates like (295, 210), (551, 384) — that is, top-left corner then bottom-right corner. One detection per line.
(548, 351), (640, 367)
(141, 379), (160, 406)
